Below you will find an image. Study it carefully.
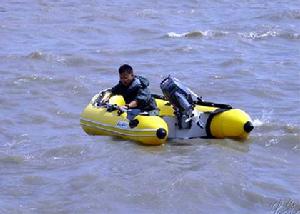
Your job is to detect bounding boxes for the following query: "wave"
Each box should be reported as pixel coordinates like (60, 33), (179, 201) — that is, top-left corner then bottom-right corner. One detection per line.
(260, 9), (300, 21)
(239, 31), (279, 39)
(10, 73), (89, 96)
(166, 30), (228, 38)
(0, 155), (25, 165)
(26, 51), (64, 62)
(167, 31), (203, 38)
(136, 9), (158, 18)
(12, 74), (64, 86)
(26, 51), (98, 66)
(220, 58), (244, 67)
(239, 31), (300, 40)
(97, 47), (161, 56)
(0, 7), (6, 12)
(166, 29), (299, 40)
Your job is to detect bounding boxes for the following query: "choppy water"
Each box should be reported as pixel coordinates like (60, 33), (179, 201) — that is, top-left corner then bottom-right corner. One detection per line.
(1, 0), (300, 213)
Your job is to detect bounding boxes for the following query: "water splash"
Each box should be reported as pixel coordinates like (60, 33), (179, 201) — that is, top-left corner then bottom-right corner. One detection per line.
(265, 138), (279, 147)
(253, 119), (264, 127)
(253, 109), (274, 127)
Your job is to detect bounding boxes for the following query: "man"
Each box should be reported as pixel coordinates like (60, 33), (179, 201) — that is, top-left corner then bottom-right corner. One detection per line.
(109, 64), (158, 120)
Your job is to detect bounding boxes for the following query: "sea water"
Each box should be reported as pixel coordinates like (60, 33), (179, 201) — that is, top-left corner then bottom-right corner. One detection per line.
(0, 1), (299, 213)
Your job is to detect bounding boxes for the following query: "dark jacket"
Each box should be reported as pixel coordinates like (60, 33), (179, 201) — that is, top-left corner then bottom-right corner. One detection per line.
(111, 76), (157, 111)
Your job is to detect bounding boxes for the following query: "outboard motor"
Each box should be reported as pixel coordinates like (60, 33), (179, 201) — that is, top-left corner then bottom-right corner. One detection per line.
(160, 76), (195, 129)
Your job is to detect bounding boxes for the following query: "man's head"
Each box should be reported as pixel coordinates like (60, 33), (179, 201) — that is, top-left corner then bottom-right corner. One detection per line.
(119, 64), (134, 87)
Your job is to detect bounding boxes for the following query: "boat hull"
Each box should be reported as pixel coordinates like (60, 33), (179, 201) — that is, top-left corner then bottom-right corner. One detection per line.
(80, 94), (253, 145)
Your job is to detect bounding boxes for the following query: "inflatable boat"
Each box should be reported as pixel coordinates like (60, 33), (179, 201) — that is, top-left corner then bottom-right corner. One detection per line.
(80, 77), (254, 145)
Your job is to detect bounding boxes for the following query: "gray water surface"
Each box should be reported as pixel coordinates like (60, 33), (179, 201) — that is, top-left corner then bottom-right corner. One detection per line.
(1, 1), (300, 213)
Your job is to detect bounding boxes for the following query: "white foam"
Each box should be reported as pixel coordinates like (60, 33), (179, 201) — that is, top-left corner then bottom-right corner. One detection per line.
(240, 31), (279, 39)
(167, 32), (189, 38)
(253, 119), (263, 126)
(167, 30), (228, 38)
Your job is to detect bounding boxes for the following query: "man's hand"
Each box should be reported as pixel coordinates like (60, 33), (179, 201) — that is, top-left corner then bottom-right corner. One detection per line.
(127, 101), (138, 109)
(119, 105), (129, 112)
(117, 105), (129, 116)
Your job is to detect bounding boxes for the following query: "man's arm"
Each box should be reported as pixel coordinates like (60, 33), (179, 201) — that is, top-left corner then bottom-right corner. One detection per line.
(126, 100), (138, 108)
(135, 87), (150, 107)
(100, 83), (120, 104)
(121, 87), (147, 110)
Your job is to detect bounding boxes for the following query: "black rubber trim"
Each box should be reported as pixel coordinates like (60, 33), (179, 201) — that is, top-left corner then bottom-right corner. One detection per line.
(205, 109), (229, 138)
(195, 100), (232, 110)
(244, 121), (254, 133)
(152, 94), (232, 110)
(156, 128), (167, 139)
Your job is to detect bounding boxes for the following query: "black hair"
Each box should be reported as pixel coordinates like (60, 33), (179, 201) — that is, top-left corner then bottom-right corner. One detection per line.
(118, 64), (133, 74)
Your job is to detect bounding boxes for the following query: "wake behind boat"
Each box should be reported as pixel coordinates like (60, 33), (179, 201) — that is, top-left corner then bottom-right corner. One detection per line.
(80, 76), (254, 145)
